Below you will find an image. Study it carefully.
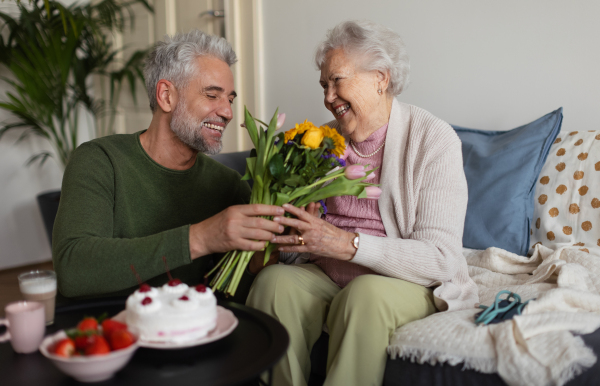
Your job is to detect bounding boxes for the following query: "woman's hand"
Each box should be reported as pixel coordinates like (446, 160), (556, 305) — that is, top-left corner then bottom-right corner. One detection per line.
(272, 203), (357, 261)
(285, 202), (320, 238)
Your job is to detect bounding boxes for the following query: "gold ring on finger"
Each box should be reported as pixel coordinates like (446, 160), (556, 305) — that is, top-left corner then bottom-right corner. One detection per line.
(298, 235), (305, 245)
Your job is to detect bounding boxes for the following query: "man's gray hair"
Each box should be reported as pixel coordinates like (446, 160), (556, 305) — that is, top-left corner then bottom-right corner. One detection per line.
(144, 29), (237, 112)
(314, 20), (410, 96)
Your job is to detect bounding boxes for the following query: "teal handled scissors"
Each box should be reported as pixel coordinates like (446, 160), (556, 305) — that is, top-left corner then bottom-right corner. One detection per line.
(475, 290), (532, 326)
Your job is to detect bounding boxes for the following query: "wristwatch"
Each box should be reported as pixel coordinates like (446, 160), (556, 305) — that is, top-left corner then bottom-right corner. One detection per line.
(348, 232), (360, 261)
(352, 232), (360, 249)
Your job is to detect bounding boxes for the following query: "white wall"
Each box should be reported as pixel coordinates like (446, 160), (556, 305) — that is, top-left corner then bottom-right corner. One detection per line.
(0, 88), (92, 270)
(0, 0), (88, 270)
(261, 0), (600, 132)
(0, 124), (63, 270)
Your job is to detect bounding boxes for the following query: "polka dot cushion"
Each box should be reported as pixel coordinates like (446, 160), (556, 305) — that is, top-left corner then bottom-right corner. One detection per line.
(530, 130), (600, 255)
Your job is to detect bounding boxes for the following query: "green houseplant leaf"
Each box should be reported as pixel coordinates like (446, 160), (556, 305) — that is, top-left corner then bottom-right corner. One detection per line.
(0, 0), (154, 168)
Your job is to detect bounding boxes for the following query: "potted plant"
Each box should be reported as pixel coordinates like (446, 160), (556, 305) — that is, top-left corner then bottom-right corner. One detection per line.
(0, 0), (153, 244)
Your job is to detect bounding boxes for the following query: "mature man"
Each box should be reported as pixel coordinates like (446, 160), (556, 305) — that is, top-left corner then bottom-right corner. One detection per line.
(52, 30), (283, 300)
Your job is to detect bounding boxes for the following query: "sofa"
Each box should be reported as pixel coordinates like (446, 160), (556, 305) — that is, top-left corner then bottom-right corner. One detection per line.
(212, 107), (600, 386)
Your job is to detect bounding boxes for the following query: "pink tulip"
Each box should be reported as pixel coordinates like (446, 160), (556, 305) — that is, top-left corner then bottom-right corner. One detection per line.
(276, 113), (286, 130)
(365, 186), (382, 200)
(364, 169), (376, 181)
(345, 164), (366, 180)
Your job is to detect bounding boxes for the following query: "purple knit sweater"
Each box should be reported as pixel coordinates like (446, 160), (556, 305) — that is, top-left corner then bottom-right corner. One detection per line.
(310, 124), (388, 288)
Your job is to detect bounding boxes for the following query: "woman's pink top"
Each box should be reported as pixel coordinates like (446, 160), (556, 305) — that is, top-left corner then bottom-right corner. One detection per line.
(310, 124), (388, 288)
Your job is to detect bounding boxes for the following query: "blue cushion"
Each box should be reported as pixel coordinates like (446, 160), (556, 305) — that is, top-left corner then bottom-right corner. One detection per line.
(453, 108), (563, 256)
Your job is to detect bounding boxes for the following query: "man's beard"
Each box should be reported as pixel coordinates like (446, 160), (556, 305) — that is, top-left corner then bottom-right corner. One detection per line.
(170, 99), (224, 155)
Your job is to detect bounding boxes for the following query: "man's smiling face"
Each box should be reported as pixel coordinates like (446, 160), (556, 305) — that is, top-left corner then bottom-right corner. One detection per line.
(170, 55), (236, 154)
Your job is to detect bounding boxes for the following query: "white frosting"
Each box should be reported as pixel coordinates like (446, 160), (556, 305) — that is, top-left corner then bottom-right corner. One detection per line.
(125, 283), (217, 343)
(187, 286), (214, 301)
(172, 297), (199, 310)
(134, 298), (162, 313)
(19, 278), (57, 294)
(132, 287), (159, 300)
(161, 282), (189, 294)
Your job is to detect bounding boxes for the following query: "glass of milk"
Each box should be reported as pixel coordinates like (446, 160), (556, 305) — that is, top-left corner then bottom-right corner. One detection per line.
(18, 270), (57, 325)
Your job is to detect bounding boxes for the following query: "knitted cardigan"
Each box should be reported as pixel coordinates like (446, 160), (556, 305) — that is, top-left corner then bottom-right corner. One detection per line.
(329, 99), (479, 312)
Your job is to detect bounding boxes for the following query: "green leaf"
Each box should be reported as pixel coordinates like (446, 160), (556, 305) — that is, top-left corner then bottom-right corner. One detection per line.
(265, 107), (279, 149)
(244, 107), (259, 148)
(268, 153), (285, 179)
(322, 136), (335, 150)
(25, 152), (52, 167)
(293, 153), (303, 166)
(284, 174), (304, 187)
(275, 132), (285, 151)
(255, 174), (264, 189)
(242, 157), (257, 181)
(273, 192), (291, 206)
(294, 176), (376, 207)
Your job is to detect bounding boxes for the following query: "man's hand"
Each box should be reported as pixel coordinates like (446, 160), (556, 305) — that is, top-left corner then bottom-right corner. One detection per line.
(189, 204), (285, 260)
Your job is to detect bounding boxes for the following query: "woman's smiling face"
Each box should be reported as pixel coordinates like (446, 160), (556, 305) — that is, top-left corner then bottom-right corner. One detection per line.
(319, 48), (389, 142)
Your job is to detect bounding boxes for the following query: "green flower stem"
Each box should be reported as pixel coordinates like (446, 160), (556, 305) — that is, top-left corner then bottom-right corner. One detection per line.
(214, 250), (240, 290)
(255, 118), (268, 127)
(209, 254), (229, 288)
(227, 250), (254, 296)
(288, 169), (346, 201)
(205, 250), (230, 279)
(228, 253), (246, 294)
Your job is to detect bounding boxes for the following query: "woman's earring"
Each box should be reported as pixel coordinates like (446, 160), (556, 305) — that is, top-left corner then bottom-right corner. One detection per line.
(377, 89), (382, 95)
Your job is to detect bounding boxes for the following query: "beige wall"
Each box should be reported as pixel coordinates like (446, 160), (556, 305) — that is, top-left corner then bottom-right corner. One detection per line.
(261, 0), (600, 132)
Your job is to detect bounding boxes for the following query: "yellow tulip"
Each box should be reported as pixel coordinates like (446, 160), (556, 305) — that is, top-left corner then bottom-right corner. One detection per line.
(301, 127), (325, 149)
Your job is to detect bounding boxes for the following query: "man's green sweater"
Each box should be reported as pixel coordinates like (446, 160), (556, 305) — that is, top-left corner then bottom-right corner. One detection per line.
(52, 132), (251, 298)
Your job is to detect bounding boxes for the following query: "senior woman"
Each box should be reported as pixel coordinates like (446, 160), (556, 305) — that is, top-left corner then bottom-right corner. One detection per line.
(247, 20), (478, 386)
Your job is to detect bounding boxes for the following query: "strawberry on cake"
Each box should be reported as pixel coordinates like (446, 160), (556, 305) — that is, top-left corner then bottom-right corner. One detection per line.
(125, 280), (217, 343)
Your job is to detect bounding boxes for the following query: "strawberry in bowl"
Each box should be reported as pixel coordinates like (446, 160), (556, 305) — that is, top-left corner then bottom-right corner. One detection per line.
(39, 315), (138, 382)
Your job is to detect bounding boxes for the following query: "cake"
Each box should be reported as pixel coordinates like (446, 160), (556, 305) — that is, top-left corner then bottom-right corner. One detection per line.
(125, 280), (218, 343)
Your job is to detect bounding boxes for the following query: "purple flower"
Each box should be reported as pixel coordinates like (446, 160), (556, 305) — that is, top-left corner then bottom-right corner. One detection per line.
(322, 153), (346, 167)
(318, 200), (328, 214)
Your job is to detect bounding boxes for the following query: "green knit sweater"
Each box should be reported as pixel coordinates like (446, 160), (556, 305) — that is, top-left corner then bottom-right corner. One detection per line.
(52, 132), (251, 299)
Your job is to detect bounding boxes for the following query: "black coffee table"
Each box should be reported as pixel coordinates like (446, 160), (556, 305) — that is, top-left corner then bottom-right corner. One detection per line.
(0, 299), (289, 386)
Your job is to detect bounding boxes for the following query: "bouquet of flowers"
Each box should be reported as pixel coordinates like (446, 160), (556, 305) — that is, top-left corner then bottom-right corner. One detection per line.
(206, 107), (379, 296)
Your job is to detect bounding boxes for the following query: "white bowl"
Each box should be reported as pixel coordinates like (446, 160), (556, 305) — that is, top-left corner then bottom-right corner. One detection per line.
(39, 330), (139, 383)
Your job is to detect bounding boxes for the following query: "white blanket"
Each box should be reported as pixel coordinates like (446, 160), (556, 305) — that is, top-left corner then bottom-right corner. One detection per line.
(387, 245), (600, 386)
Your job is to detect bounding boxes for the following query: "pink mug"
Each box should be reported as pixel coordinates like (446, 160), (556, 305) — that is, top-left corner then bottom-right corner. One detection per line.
(0, 301), (46, 354)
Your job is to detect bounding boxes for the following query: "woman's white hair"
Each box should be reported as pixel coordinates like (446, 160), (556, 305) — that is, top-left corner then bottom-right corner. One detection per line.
(144, 29), (237, 112)
(315, 20), (410, 96)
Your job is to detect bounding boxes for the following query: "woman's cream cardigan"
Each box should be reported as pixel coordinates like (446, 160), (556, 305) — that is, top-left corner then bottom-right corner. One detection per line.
(328, 99), (479, 312)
